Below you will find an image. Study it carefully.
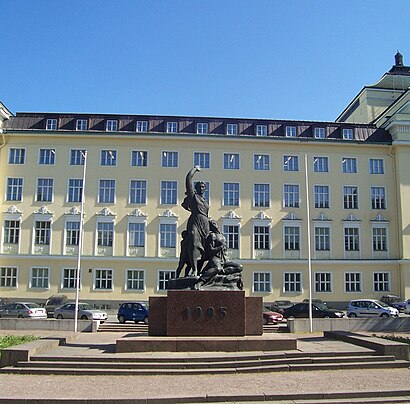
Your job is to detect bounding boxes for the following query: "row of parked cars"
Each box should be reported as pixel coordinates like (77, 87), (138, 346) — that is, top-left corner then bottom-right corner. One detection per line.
(0, 295), (149, 325)
(263, 294), (410, 323)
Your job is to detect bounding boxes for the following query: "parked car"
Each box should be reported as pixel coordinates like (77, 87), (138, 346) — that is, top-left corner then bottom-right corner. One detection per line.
(269, 300), (294, 314)
(347, 299), (399, 318)
(283, 302), (344, 318)
(380, 295), (406, 312)
(302, 298), (327, 306)
(262, 308), (283, 325)
(117, 302), (149, 324)
(44, 294), (68, 318)
(0, 302), (47, 319)
(404, 299), (410, 315)
(54, 302), (107, 323)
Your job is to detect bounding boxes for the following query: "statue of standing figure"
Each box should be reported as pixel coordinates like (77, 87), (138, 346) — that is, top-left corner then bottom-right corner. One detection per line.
(174, 167), (243, 291)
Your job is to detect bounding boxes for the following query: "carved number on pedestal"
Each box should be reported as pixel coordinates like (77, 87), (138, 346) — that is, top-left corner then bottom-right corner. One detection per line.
(183, 306), (227, 320)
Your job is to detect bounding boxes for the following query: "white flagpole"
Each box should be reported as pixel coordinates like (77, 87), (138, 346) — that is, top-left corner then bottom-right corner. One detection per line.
(305, 154), (313, 333)
(74, 150), (87, 332)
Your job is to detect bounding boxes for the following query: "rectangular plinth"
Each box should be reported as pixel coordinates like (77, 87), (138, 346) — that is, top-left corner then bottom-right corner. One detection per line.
(167, 290), (245, 336)
(116, 334), (297, 352)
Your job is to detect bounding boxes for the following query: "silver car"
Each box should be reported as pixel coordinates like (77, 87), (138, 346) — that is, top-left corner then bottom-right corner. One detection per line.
(0, 302), (47, 319)
(54, 302), (107, 323)
(347, 299), (399, 318)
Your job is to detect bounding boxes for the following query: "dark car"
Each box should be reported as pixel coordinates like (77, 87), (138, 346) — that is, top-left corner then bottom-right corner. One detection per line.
(269, 300), (294, 314)
(44, 294), (68, 318)
(380, 295), (406, 312)
(117, 302), (149, 324)
(283, 302), (345, 318)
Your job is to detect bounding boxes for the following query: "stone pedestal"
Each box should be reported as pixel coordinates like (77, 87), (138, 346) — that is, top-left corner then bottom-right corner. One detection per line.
(148, 290), (262, 336)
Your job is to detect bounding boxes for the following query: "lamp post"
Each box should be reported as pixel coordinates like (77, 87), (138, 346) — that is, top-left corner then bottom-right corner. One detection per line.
(304, 154), (313, 333)
(74, 150), (87, 332)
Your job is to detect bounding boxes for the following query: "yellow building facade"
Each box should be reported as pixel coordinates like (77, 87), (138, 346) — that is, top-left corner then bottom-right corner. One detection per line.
(1, 54), (410, 309)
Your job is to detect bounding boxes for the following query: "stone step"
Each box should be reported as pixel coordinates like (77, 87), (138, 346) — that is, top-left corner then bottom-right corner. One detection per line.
(2, 360), (409, 376)
(24, 354), (398, 369)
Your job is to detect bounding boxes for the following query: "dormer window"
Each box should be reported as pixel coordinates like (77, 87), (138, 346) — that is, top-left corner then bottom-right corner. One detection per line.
(76, 119), (88, 131)
(285, 126), (297, 137)
(314, 127), (325, 139)
(343, 128), (354, 140)
(256, 125), (267, 136)
(226, 123), (238, 135)
(106, 120), (118, 132)
(166, 122), (178, 133)
(197, 123), (208, 134)
(136, 121), (148, 132)
(46, 119), (57, 130)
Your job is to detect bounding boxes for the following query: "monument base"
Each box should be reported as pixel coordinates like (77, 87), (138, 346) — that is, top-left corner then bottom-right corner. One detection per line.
(148, 290), (262, 336)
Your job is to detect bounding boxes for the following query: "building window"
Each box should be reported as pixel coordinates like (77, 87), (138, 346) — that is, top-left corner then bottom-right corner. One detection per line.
(63, 268), (78, 289)
(66, 221), (80, 246)
(70, 149), (86, 165)
(158, 270), (176, 290)
(99, 179), (115, 203)
(343, 186), (358, 209)
(160, 223), (176, 248)
(314, 226), (330, 251)
(161, 151), (178, 167)
(254, 154), (270, 171)
(285, 126), (297, 137)
(372, 227), (387, 251)
(126, 269), (145, 290)
(284, 226), (300, 250)
(254, 184), (270, 207)
(94, 269), (113, 290)
(6, 178), (23, 201)
(223, 225), (239, 250)
(369, 158), (384, 174)
(46, 119), (57, 130)
(342, 128), (354, 140)
(344, 227), (359, 251)
(193, 152), (210, 169)
(342, 157), (357, 173)
(315, 272), (332, 292)
(223, 153), (240, 169)
(256, 125), (268, 136)
(313, 157), (329, 173)
(36, 178), (54, 202)
(39, 149), (55, 165)
(8, 148), (25, 164)
(76, 119), (88, 131)
(371, 187), (386, 210)
(254, 226), (270, 250)
(106, 120), (118, 132)
(68, 179), (83, 203)
(136, 121), (148, 132)
(314, 185), (330, 208)
(131, 150), (148, 167)
(97, 222), (114, 247)
(314, 127), (325, 139)
(101, 150), (117, 166)
(0, 267), (17, 288)
(4, 220), (20, 244)
(129, 223), (145, 247)
(160, 181), (177, 204)
(226, 123), (238, 135)
(35, 221), (51, 245)
(345, 272), (362, 292)
(129, 180), (147, 204)
(284, 272), (302, 292)
(373, 272), (390, 292)
(197, 123), (208, 134)
(284, 184), (300, 208)
(223, 182), (240, 206)
(283, 155), (299, 171)
(31, 267), (49, 288)
(166, 122), (178, 133)
(253, 272), (271, 292)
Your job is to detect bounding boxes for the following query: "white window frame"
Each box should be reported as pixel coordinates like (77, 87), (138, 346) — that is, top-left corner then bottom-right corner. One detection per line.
(161, 151), (179, 168)
(6, 177), (24, 202)
(30, 267), (49, 289)
(314, 127), (325, 139)
(39, 148), (55, 165)
(136, 121), (148, 132)
(370, 186), (386, 210)
(46, 119), (57, 130)
(254, 154), (270, 171)
(223, 153), (240, 170)
(314, 272), (332, 293)
(98, 179), (116, 204)
(342, 128), (354, 140)
(314, 224), (331, 252)
(193, 152), (210, 169)
(226, 123), (238, 135)
(160, 180), (177, 205)
(343, 185), (359, 209)
(70, 149), (86, 166)
(343, 224), (360, 253)
(100, 150), (117, 166)
(342, 157), (357, 174)
(106, 120), (118, 132)
(256, 125), (268, 136)
(131, 150), (148, 167)
(157, 270), (176, 291)
(252, 271), (271, 292)
(283, 272), (302, 293)
(62, 268), (80, 290)
(314, 184), (330, 209)
(285, 126), (297, 137)
(254, 183), (270, 208)
(8, 148), (26, 165)
(344, 272), (362, 293)
(313, 156), (329, 173)
(36, 178), (54, 202)
(196, 123), (208, 134)
(129, 179), (147, 204)
(126, 269), (145, 291)
(372, 224), (388, 255)
(67, 178), (83, 203)
(283, 155), (299, 172)
(93, 268), (113, 290)
(283, 184), (300, 208)
(283, 225), (301, 251)
(0, 266), (18, 288)
(369, 158), (384, 175)
(166, 122), (178, 133)
(223, 182), (240, 206)
(373, 272), (390, 293)
(76, 119), (88, 131)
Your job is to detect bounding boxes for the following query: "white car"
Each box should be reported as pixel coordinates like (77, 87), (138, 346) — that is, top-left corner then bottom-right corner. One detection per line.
(347, 299), (399, 318)
(54, 302), (107, 323)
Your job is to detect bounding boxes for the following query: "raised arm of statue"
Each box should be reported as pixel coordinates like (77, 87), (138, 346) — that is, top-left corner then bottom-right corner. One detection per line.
(185, 166), (201, 197)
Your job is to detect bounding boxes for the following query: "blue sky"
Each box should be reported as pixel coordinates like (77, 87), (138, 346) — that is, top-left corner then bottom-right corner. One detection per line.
(2, 1), (409, 122)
